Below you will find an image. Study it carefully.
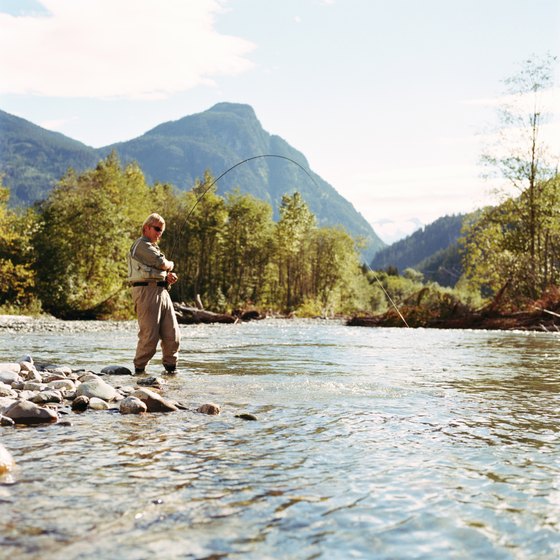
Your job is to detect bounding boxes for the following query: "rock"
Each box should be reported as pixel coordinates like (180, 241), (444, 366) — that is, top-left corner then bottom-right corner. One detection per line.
(0, 383), (17, 398)
(72, 395), (89, 411)
(30, 390), (63, 405)
(131, 388), (178, 413)
(0, 397), (17, 413)
(47, 379), (76, 392)
(23, 381), (46, 392)
(137, 376), (165, 387)
(18, 355), (34, 366)
(0, 370), (23, 385)
(0, 444), (15, 477)
(21, 368), (42, 382)
(0, 362), (20, 374)
(235, 413), (258, 421)
(76, 378), (118, 401)
(0, 415), (15, 427)
(4, 400), (58, 425)
(77, 372), (101, 383)
(101, 365), (132, 376)
(197, 403), (221, 415)
(88, 397), (110, 410)
(119, 396), (148, 414)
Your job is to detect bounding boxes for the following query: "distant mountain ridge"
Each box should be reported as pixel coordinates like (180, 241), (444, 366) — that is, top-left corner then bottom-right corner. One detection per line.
(0, 102), (384, 259)
(370, 214), (468, 287)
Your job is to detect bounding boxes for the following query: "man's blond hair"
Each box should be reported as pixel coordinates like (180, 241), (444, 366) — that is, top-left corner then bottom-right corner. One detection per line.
(142, 213), (165, 233)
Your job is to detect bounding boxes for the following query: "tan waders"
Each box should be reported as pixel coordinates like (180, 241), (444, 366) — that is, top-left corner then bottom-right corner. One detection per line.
(132, 283), (180, 372)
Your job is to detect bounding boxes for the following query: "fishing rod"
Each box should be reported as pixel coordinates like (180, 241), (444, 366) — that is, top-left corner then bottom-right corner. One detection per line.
(167, 153), (410, 327)
(168, 154), (319, 258)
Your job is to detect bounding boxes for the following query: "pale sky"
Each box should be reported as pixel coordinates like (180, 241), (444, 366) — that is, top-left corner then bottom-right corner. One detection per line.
(1, 0), (559, 243)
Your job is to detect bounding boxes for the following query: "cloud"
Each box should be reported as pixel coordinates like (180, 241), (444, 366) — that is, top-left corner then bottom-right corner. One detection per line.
(0, 0), (255, 98)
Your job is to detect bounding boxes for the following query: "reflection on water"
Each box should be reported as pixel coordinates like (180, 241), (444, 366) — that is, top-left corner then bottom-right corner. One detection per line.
(0, 321), (559, 559)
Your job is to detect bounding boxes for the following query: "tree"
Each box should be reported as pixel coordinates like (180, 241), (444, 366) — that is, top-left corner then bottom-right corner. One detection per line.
(274, 192), (316, 311)
(221, 189), (274, 308)
(0, 179), (38, 310)
(475, 53), (559, 299)
(34, 152), (154, 318)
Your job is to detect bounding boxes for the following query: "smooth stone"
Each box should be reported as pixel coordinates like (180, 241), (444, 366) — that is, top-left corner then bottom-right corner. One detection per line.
(101, 365), (132, 376)
(137, 376), (165, 387)
(76, 378), (118, 401)
(197, 403), (221, 415)
(0, 362), (20, 374)
(0, 397), (17, 413)
(48, 379), (76, 391)
(88, 397), (110, 410)
(0, 371), (23, 385)
(30, 390), (63, 404)
(17, 390), (37, 400)
(18, 355), (34, 365)
(4, 400), (58, 424)
(23, 381), (47, 391)
(72, 395), (89, 411)
(78, 372), (101, 383)
(0, 383), (17, 398)
(131, 388), (178, 413)
(119, 396), (148, 414)
(235, 413), (258, 421)
(0, 415), (15, 427)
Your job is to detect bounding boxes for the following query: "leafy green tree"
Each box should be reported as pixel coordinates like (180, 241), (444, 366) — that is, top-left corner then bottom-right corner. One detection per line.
(33, 152), (153, 318)
(309, 226), (361, 313)
(167, 171), (227, 307)
(274, 192), (316, 311)
(476, 53), (558, 298)
(0, 179), (38, 310)
(221, 189), (274, 308)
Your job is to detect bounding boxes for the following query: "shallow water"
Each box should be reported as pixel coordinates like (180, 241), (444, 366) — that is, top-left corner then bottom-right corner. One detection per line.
(1, 320), (559, 559)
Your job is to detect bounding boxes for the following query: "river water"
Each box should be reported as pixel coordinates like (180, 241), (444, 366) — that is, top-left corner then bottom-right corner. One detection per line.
(0, 319), (559, 559)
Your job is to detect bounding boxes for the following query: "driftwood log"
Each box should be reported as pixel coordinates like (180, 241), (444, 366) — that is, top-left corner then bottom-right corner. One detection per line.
(173, 302), (265, 325)
(173, 302), (237, 324)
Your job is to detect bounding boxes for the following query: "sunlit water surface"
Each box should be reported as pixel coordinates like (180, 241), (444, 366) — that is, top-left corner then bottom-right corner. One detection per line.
(1, 319), (559, 559)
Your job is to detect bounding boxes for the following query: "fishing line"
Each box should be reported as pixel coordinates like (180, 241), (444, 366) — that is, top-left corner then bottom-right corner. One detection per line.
(167, 153), (409, 327)
(366, 264), (410, 328)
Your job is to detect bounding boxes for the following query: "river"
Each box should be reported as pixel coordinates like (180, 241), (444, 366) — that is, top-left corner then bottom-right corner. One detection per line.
(0, 319), (559, 559)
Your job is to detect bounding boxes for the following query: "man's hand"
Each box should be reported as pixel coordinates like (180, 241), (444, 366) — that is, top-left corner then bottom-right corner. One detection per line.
(167, 272), (178, 285)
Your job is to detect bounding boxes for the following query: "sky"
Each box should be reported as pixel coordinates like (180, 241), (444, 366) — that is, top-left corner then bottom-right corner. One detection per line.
(0, 0), (559, 243)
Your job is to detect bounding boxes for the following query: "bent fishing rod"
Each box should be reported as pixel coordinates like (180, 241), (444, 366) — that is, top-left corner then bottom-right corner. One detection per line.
(168, 153), (410, 327)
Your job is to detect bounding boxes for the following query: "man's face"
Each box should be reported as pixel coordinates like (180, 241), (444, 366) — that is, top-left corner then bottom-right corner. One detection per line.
(145, 222), (164, 243)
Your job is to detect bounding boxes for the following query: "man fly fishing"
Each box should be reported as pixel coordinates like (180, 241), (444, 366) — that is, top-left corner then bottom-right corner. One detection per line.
(128, 213), (181, 374)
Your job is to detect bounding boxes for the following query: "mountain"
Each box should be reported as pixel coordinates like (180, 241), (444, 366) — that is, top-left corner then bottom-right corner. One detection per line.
(0, 109), (99, 205)
(370, 214), (467, 287)
(0, 103), (385, 259)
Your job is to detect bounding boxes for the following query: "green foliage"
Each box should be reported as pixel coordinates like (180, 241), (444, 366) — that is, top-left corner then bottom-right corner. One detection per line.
(462, 175), (560, 303)
(0, 179), (39, 312)
(33, 152), (154, 318)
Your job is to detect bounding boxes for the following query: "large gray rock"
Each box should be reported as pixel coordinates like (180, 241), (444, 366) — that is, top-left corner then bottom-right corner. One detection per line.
(4, 401), (58, 424)
(76, 378), (118, 401)
(132, 388), (178, 412)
